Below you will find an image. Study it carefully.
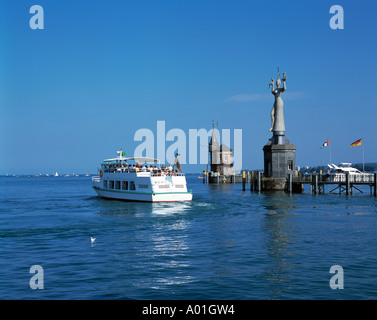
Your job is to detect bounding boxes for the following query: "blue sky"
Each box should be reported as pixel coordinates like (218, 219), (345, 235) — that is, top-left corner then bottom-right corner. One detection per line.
(1, 0), (376, 174)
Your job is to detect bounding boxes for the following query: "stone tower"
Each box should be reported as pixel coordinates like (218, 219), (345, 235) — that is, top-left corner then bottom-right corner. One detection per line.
(209, 124), (233, 176)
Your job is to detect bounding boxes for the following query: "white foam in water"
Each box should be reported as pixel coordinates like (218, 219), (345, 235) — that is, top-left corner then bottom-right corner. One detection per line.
(151, 202), (191, 216)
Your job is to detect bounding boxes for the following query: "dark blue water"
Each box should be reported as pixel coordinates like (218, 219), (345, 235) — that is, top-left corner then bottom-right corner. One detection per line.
(1, 175), (376, 299)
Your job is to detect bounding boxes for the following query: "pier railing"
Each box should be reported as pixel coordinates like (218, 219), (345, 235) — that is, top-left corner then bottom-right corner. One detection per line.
(290, 172), (376, 196)
(293, 173), (375, 184)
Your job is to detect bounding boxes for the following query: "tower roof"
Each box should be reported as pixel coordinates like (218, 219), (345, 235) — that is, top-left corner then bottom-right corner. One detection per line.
(220, 144), (232, 152)
(209, 128), (219, 147)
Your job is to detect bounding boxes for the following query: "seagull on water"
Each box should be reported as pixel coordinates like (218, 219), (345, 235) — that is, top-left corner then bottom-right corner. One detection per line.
(90, 237), (96, 244)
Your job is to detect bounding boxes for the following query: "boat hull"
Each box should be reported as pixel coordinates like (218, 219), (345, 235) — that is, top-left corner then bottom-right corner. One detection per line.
(93, 187), (193, 203)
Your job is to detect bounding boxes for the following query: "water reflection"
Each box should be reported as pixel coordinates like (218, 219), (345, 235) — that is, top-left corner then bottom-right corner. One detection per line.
(261, 193), (299, 299)
(93, 198), (193, 294)
(95, 198), (191, 217)
(151, 202), (191, 216)
(132, 216), (194, 294)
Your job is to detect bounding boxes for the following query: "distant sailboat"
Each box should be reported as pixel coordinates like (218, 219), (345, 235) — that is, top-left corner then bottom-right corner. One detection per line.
(54, 172), (59, 177)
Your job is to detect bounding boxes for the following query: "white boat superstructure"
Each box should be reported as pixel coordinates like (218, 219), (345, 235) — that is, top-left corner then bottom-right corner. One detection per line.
(327, 163), (373, 183)
(328, 163), (366, 175)
(92, 150), (193, 202)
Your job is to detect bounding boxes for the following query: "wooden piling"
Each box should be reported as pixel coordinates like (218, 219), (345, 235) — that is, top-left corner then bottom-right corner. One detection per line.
(242, 171), (246, 191)
(257, 171), (261, 192)
(374, 173), (377, 197)
(288, 173), (292, 194)
(346, 172), (350, 195)
(217, 171), (219, 184)
(312, 174), (318, 194)
(203, 170), (205, 184)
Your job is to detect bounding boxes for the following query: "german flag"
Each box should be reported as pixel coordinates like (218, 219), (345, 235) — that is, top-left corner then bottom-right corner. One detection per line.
(350, 139), (362, 147)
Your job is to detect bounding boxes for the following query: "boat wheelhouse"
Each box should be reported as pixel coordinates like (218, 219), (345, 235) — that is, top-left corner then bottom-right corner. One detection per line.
(92, 150), (193, 202)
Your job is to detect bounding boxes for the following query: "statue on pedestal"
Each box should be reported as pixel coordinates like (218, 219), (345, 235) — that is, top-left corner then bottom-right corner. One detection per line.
(262, 68), (296, 187)
(268, 69), (287, 133)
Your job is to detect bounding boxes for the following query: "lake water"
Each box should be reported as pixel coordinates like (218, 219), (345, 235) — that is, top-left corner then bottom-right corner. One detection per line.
(0, 175), (376, 299)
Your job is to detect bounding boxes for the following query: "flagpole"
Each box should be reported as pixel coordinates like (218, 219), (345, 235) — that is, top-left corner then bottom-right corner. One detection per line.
(362, 138), (365, 172)
(329, 137), (332, 164)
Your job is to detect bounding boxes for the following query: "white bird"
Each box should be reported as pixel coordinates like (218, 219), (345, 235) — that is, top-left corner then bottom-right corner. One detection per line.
(90, 237), (96, 244)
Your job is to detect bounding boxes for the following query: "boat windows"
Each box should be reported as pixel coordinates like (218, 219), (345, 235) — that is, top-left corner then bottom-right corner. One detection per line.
(175, 184), (184, 188)
(122, 181), (128, 190)
(139, 184), (148, 189)
(130, 181), (136, 190)
(115, 181), (121, 190)
(103, 180), (108, 189)
(109, 180), (114, 189)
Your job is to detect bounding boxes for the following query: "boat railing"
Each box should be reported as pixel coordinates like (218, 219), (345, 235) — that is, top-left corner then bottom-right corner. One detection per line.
(149, 172), (185, 177)
(101, 168), (185, 177)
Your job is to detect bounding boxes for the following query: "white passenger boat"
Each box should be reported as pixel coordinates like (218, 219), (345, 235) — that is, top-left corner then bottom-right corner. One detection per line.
(92, 150), (193, 202)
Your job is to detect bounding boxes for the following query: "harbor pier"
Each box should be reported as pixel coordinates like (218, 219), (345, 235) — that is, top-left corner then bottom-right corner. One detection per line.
(203, 170), (377, 196)
(290, 172), (377, 196)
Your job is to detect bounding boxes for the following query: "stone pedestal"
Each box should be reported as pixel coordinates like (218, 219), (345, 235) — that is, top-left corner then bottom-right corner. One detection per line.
(262, 135), (296, 191)
(261, 177), (287, 191)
